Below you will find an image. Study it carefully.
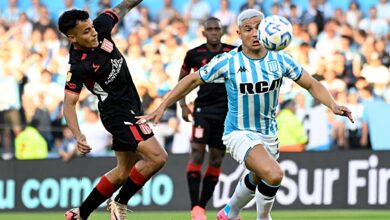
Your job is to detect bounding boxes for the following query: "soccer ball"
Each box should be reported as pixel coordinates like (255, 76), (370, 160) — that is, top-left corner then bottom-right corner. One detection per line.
(258, 15), (293, 51)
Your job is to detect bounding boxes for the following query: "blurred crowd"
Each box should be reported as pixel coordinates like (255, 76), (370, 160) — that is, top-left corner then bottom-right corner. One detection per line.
(0, 0), (389, 161)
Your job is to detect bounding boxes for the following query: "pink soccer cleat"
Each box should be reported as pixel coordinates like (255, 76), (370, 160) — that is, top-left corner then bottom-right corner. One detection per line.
(217, 209), (241, 220)
(191, 205), (207, 220)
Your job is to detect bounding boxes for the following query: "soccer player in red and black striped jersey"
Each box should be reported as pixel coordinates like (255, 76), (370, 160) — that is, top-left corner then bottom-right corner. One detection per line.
(58, 1), (167, 220)
(178, 17), (235, 220)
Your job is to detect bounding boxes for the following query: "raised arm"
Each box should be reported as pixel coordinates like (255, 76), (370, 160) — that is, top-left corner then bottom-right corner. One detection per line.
(178, 68), (193, 122)
(112, 0), (143, 19)
(137, 73), (204, 124)
(295, 70), (354, 123)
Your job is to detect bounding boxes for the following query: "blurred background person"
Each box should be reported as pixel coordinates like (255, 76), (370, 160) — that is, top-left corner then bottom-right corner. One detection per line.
(277, 99), (308, 152)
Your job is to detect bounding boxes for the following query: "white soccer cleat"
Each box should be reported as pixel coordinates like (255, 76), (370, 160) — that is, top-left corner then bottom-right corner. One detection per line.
(64, 208), (82, 220)
(107, 198), (130, 220)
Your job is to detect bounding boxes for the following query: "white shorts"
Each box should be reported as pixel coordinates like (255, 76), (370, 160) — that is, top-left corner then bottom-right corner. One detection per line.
(222, 130), (280, 169)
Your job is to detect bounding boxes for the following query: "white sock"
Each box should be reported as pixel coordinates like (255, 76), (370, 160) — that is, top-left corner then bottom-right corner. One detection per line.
(255, 189), (275, 220)
(224, 174), (255, 219)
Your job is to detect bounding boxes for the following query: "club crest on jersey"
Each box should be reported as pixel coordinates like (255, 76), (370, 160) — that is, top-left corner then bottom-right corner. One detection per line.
(194, 127), (204, 139)
(267, 60), (279, 72)
(101, 38), (113, 53)
(66, 71), (72, 82)
(139, 123), (152, 135)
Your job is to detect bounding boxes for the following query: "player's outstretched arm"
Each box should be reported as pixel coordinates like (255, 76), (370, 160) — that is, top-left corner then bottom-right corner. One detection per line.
(63, 91), (92, 154)
(136, 73), (204, 125)
(296, 70), (354, 123)
(112, 0), (143, 19)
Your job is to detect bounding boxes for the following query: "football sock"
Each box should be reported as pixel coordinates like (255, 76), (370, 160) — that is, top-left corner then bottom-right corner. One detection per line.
(224, 173), (256, 219)
(186, 162), (202, 208)
(79, 175), (119, 219)
(115, 166), (148, 205)
(255, 179), (280, 220)
(199, 166), (221, 208)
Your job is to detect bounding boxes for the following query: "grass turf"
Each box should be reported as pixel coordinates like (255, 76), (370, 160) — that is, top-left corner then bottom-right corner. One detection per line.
(1, 210), (390, 220)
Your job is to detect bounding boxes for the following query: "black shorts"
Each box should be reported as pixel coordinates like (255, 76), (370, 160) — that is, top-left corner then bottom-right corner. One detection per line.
(99, 105), (154, 152)
(191, 116), (226, 150)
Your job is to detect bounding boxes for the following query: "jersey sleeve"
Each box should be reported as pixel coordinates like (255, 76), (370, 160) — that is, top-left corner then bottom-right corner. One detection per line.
(93, 9), (119, 35)
(198, 53), (229, 83)
(64, 65), (87, 94)
(281, 51), (303, 81)
(180, 50), (194, 76)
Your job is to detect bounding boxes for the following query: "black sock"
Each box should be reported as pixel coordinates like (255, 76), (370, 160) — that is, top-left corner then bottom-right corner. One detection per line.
(187, 171), (201, 208)
(198, 174), (219, 208)
(257, 179), (280, 197)
(115, 177), (143, 204)
(244, 173), (257, 191)
(79, 188), (106, 220)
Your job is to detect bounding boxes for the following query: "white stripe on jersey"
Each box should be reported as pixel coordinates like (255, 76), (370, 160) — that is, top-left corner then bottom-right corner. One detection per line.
(199, 47), (303, 137)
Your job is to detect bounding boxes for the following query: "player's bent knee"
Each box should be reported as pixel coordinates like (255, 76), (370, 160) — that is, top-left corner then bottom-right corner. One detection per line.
(149, 149), (168, 170)
(209, 157), (223, 168)
(263, 167), (284, 185)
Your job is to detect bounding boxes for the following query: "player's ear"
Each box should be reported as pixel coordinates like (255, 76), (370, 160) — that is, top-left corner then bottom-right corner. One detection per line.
(67, 34), (77, 44)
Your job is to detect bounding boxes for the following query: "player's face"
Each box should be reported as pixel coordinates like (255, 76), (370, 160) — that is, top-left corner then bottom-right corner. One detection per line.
(68, 19), (99, 50)
(237, 16), (263, 52)
(203, 20), (223, 45)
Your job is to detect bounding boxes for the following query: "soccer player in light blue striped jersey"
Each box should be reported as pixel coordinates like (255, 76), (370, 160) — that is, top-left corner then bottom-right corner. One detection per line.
(138, 9), (354, 220)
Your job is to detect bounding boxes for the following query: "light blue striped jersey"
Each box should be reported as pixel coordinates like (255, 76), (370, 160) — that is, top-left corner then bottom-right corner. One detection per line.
(198, 46), (303, 136)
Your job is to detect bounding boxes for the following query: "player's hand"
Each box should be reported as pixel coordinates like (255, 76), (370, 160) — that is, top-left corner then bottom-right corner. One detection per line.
(76, 134), (91, 154)
(180, 104), (193, 122)
(332, 105), (354, 123)
(136, 106), (166, 125)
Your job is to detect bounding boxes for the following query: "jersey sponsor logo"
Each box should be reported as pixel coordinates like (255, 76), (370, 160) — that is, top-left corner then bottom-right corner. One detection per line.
(101, 38), (113, 53)
(139, 123), (152, 135)
(194, 126), (204, 139)
(239, 77), (283, 94)
(237, 66), (248, 73)
(66, 82), (77, 89)
(92, 63), (100, 72)
(267, 60), (279, 72)
(66, 71), (72, 82)
(105, 58), (123, 85)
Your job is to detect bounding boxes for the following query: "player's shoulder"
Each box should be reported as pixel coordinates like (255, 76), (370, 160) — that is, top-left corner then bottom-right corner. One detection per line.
(224, 47), (240, 58)
(268, 49), (292, 58)
(221, 43), (236, 51)
(187, 43), (208, 54)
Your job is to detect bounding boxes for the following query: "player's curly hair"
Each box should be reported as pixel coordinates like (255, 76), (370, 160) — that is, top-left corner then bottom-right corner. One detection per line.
(58, 9), (89, 35)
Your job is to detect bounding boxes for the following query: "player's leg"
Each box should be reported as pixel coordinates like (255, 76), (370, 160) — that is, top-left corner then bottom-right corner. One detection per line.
(245, 144), (283, 220)
(114, 136), (167, 204)
(198, 118), (226, 209)
(218, 171), (257, 220)
(108, 136), (167, 220)
(218, 131), (282, 220)
(73, 151), (139, 220)
(187, 116), (209, 220)
(198, 147), (225, 208)
(187, 142), (206, 208)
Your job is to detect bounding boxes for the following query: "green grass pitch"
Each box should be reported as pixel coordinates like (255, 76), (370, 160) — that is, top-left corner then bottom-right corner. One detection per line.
(1, 210), (390, 220)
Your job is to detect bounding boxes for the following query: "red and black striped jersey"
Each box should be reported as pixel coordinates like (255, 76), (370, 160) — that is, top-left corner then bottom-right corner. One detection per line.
(64, 10), (143, 115)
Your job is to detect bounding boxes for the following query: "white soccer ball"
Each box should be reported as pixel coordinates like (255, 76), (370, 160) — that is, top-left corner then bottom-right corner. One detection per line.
(258, 15), (293, 51)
